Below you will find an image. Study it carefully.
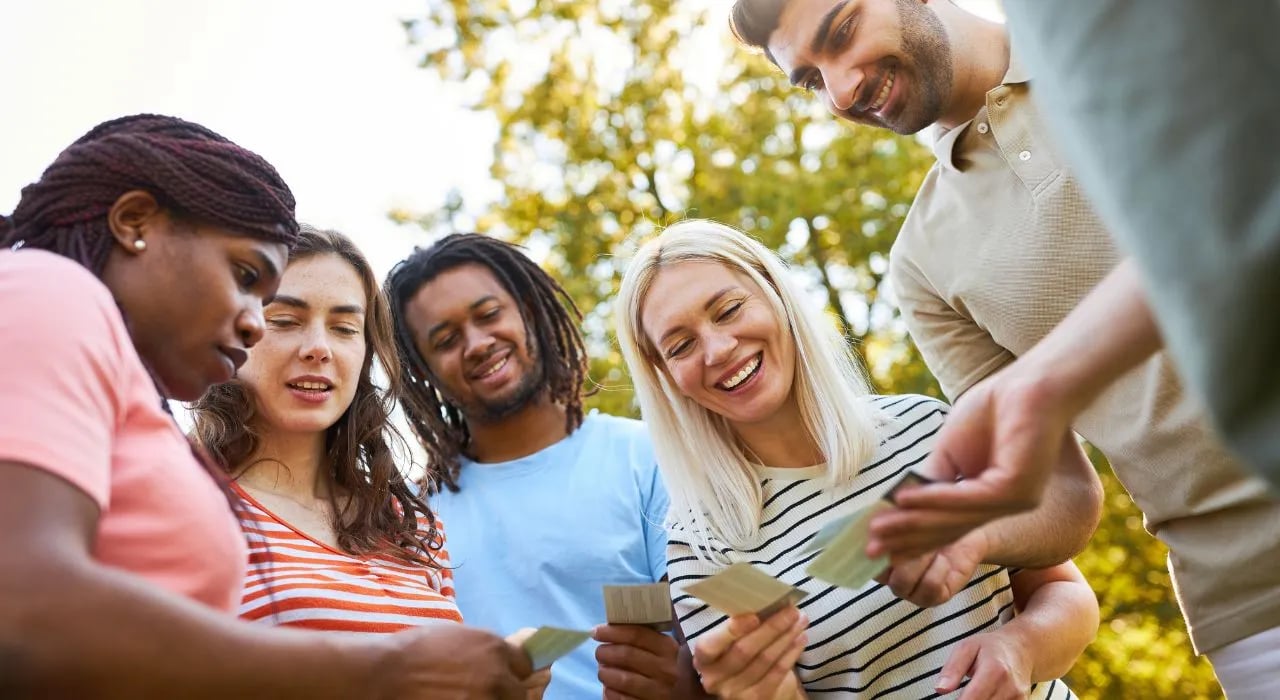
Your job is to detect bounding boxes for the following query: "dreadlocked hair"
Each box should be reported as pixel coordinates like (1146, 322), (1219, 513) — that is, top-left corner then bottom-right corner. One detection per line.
(384, 233), (590, 495)
(191, 225), (446, 567)
(1, 113), (299, 509)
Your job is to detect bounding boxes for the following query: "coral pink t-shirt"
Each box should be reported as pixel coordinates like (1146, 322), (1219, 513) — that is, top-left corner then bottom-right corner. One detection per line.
(0, 249), (246, 611)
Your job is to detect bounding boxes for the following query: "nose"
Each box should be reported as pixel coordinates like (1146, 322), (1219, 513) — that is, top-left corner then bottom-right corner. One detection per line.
(702, 330), (737, 367)
(823, 64), (864, 114)
(236, 297), (266, 348)
(462, 324), (496, 361)
(298, 323), (333, 363)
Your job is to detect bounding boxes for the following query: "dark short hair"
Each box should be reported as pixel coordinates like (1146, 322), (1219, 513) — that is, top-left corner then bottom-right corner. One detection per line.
(730, 0), (790, 58)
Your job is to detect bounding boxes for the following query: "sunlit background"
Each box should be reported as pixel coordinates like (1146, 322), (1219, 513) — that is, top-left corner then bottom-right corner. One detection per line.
(0, 1), (1223, 696)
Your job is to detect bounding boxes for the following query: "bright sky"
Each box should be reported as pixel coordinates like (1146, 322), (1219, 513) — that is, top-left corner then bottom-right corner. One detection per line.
(1, 0), (1002, 279)
(0, 0), (502, 278)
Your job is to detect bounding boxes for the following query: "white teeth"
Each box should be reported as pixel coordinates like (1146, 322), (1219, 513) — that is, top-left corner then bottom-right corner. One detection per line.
(871, 69), (895, 111)
(291, 381), (330, 391)
(479, 356), (508, 378)
(720, 355), (761, 390)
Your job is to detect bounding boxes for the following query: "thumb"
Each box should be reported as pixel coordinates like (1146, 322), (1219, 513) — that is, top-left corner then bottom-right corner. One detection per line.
(696, 614), (759, 663)
(925, 394), (994, 483)
(936, 638), (978, 694)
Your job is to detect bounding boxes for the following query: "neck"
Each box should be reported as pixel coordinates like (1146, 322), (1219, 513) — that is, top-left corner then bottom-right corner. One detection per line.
(466, 394), (571, 463)
(734, 395), (825, 469)
(237, 426), (332, 502)
(933, 4), (1010, 130)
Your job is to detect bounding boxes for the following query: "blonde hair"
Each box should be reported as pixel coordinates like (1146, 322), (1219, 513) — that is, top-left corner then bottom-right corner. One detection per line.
(615, 219), (882, 559)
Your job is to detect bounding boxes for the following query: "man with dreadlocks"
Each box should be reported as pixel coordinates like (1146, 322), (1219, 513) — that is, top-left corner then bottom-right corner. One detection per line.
(386, 233), (679, 700)
(0, 115), (532, 697)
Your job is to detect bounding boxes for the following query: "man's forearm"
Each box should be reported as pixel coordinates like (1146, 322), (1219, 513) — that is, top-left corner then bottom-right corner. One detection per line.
(1002, 568), (1099, 681)
(976, 436), (1102, 568)
(1019, 259), (1163, 418)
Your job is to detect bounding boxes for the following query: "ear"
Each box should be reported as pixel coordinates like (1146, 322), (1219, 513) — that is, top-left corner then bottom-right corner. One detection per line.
(106, 190), (165, 255)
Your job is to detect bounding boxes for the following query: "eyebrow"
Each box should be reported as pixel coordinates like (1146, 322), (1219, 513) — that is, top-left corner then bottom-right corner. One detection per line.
(254, 250), (282, 284)
(810, 0), (849, 53)
(657, 286), (738, 344)
(424, 295), (500, 340)
(268, 295), (365, 316)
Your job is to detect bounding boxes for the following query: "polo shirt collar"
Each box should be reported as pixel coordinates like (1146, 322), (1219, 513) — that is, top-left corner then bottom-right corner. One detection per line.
(932, 50), (1030, 172)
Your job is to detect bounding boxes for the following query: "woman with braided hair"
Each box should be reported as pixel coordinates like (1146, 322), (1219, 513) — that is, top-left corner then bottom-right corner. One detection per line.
(0, 115), (533, 697)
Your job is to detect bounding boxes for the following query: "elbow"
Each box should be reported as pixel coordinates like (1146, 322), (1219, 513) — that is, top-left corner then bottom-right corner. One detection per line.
(1066, 474), (1104, 560)
(0, 565), (89, 694)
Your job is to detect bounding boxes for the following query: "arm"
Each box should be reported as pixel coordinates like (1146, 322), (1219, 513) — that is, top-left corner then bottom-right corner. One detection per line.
(887, 259), (1159, 551)
(1005, 0), (1280, 484)
(869, 430), (1102, 566)
(870, 437), (1099, 607)
(0, 462), (530, 699)
(936, 562), (1099, 697)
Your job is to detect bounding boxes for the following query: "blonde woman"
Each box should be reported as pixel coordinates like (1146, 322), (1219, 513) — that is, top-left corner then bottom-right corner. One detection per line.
(615, 220), (1099, 699)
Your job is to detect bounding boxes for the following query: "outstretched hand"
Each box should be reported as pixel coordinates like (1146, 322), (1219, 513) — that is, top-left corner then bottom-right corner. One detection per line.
(868, 367), (1077, 559)
(873, 529), (989, 608)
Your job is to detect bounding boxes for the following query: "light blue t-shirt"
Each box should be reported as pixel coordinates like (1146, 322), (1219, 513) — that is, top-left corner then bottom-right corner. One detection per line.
(430, 411), (669, 700)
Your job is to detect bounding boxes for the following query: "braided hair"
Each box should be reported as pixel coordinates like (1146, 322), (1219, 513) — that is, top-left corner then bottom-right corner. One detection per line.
(1, 113), (300, 502)
(2, 113), (297, 268)
(384, 233), (589, 494)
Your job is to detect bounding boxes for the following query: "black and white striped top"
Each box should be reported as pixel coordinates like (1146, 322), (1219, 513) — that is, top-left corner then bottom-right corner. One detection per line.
(668, 395), (1075, 699)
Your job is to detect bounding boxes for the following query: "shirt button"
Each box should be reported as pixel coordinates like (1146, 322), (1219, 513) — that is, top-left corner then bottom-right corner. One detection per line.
(976, 122), (989, 134)
(1019, 150), (1032, 161)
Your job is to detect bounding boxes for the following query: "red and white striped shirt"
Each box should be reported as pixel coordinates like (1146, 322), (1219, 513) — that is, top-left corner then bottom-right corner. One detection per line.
(234, 486), (463, 633)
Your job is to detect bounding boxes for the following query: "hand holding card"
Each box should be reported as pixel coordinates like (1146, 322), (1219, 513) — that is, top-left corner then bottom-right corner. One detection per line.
(804, 471), (931, 591)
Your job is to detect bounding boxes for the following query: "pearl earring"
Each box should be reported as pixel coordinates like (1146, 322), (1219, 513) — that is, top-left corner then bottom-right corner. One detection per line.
(133, 239), (147, 251)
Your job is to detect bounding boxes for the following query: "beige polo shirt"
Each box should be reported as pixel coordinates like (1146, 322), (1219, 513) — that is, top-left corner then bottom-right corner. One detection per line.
(888, 58), (1280, 654)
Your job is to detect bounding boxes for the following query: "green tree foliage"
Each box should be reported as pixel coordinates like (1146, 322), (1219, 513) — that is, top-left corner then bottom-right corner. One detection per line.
(402, 0), (935, 416)
(403, 1), (1223, 696)
(1066, 448), (1222, 698)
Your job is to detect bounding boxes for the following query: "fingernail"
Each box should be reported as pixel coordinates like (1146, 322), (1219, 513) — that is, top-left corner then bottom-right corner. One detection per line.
(935, 676), (953, 691)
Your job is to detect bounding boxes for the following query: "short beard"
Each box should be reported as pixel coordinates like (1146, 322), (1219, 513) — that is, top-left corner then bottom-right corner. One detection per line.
(465, 357), (546, 423)
(894, 0), (954, 134)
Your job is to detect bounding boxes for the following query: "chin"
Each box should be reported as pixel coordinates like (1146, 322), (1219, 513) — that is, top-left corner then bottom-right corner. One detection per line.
(165, 377), (209, 402)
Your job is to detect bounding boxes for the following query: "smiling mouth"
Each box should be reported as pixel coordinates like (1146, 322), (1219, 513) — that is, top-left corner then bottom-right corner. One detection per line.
(473, 354), (509, 379)
(288, 381), (332, 393)
(717, 353), (762, 390)
(868, 67), (896, 113)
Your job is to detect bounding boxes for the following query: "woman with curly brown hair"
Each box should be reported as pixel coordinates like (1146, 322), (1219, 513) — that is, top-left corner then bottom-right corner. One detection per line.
(192, 225), (464, 631)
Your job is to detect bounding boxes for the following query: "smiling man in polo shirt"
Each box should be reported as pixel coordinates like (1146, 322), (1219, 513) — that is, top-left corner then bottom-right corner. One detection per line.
(727, 0), (1280, 693)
